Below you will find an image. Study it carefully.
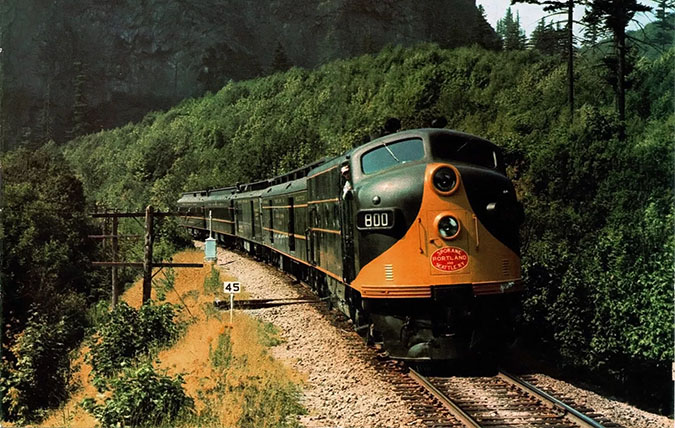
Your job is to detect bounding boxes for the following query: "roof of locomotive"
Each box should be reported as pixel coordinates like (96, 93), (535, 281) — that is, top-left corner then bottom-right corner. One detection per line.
(263, 177), (308, 198)
(179, 128), (501, 201)
(349, 128), (500, 158)
(208, 186), (238, 202)
(178, 191), (208, 204)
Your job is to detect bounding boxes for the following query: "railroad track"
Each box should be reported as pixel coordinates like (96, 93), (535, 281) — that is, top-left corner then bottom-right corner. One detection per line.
(222, 251), (621, 428)
(302, 291), (621, 428)
(298, 289), (466, 427)
(272, 280), (620, 428)
(407, 368), (622, 428)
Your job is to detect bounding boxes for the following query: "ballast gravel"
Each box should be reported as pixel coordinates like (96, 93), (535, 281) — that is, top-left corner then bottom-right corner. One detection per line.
(215, 247), (422, 428)
(212, 245), (673, 428)
(526, 374), (673, 428)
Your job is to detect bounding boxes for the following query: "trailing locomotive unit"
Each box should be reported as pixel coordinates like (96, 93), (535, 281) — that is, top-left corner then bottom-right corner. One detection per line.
(178, 128), (522, 361)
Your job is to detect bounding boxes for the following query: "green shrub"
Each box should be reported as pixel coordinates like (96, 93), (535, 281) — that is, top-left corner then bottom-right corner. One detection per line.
(154, 268), (176, 301)
(86, 299), (113, 328)
(88, 302), (141, 379)
(0, 314), (74, 424)
(519, 108), (674, 380)
(89, 301), (182, 380)
(138, 300), (182, 346)
(82, 363), (194, 427)
(239, 380), (304, 428)
(256, 321), (284, 347)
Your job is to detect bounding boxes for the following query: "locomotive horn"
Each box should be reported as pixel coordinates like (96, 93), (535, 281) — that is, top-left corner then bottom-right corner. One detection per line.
(384, 117), (401, 134)
(431, 117), (448, 128)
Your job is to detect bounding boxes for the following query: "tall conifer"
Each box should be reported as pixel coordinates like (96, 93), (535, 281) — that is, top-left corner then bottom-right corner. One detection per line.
(512, 1), (582, 121)
(497, 7), (528, 50)
(585, 0), (651, 136)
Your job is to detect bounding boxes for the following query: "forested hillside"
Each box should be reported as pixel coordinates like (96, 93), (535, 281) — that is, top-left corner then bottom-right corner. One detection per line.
(62, 42), (673, 405)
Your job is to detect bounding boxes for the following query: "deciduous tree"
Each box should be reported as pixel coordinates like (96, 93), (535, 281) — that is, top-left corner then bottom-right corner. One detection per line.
(0, 145), (105, 422)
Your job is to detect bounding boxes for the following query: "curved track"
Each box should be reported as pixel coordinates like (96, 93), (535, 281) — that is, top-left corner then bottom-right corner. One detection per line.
(407, 368), (621, 428)
(216, 247), (623, 428)
(310, 294), (620, 428)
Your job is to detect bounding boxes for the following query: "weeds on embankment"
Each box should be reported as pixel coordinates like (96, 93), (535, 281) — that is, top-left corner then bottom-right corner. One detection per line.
(39, 249), (304, 428)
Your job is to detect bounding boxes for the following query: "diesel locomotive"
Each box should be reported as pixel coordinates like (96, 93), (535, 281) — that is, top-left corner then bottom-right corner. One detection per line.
(178, 127), (523, 361)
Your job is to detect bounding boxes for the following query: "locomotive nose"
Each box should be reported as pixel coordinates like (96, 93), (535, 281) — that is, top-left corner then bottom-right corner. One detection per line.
(456, 166), (522, 256)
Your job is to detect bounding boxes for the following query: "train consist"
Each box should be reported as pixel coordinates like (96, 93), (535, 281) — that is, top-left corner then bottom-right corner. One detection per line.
(177, 128), (523, 361)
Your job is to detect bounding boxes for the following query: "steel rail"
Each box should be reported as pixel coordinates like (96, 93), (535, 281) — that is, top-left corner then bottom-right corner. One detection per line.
(498, 371), (606, 428)
(408, 368), (482, 428)
(92, 262), (204, 268)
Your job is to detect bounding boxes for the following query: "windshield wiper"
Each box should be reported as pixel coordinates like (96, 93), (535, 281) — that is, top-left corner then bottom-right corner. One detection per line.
(382, 143), (401, 163)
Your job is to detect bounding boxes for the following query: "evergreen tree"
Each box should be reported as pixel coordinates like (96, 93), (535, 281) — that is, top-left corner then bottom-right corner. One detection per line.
(530, 18), (548, 48)
(585, 0), (651, 135)
(478, 4), (487, 20)
(530, 18), (568, 54)
(497, 7), (528, 50)
(68, 61), (89, 140)
(654, 0), (674, 48)
(271, 41), (292, 72)
(512, 1), (583, 121)
(582, 9), (606, 45)
(475, 4), (503, 49)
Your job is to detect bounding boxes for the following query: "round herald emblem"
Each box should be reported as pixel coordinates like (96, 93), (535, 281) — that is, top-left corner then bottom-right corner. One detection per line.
(431, 246), (469, 272)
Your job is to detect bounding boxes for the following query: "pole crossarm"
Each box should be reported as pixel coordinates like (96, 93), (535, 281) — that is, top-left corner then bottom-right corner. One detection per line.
(88, 234), (142, 239)
(91, 212), (182, 218)
(92, 262), (204, 268)
(91, 205), (202, 306)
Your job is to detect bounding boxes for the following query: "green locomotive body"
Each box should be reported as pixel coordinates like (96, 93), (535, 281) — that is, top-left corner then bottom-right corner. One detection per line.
(177, 128), (523, 361)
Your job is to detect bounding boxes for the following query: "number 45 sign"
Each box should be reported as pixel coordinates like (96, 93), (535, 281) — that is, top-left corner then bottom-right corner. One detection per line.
(223, 281), (241, 293)
(223, 282), (241, 325)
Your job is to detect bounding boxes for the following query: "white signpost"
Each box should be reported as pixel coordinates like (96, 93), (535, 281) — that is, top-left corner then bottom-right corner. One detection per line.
(223, 281), (241, 324)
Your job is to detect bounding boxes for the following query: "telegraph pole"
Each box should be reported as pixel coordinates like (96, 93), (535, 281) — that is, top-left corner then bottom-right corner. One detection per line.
(91, 206), (202, 307)
(142, 205), (154, 303)
(111, 215), (119, 307)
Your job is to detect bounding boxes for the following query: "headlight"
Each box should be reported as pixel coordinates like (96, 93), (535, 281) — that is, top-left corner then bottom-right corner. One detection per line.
(433, 166), (458, 193)
(438, 215), (460, 239)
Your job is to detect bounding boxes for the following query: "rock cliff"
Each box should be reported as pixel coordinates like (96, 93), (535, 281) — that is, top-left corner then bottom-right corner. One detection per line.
(0, 0), (498, 148)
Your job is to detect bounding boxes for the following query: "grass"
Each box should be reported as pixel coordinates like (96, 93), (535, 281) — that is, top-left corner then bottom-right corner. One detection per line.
(38, 248), (304, 428)
(180, 314), (304, 428)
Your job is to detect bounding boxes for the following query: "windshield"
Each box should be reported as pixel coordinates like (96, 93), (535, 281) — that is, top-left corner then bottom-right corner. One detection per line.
(430, 134), (501, 171)
(361, 138), (425, 175)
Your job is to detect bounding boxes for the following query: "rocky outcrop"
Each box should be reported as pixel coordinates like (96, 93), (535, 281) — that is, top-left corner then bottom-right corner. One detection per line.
(0, 0), (498, 148)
